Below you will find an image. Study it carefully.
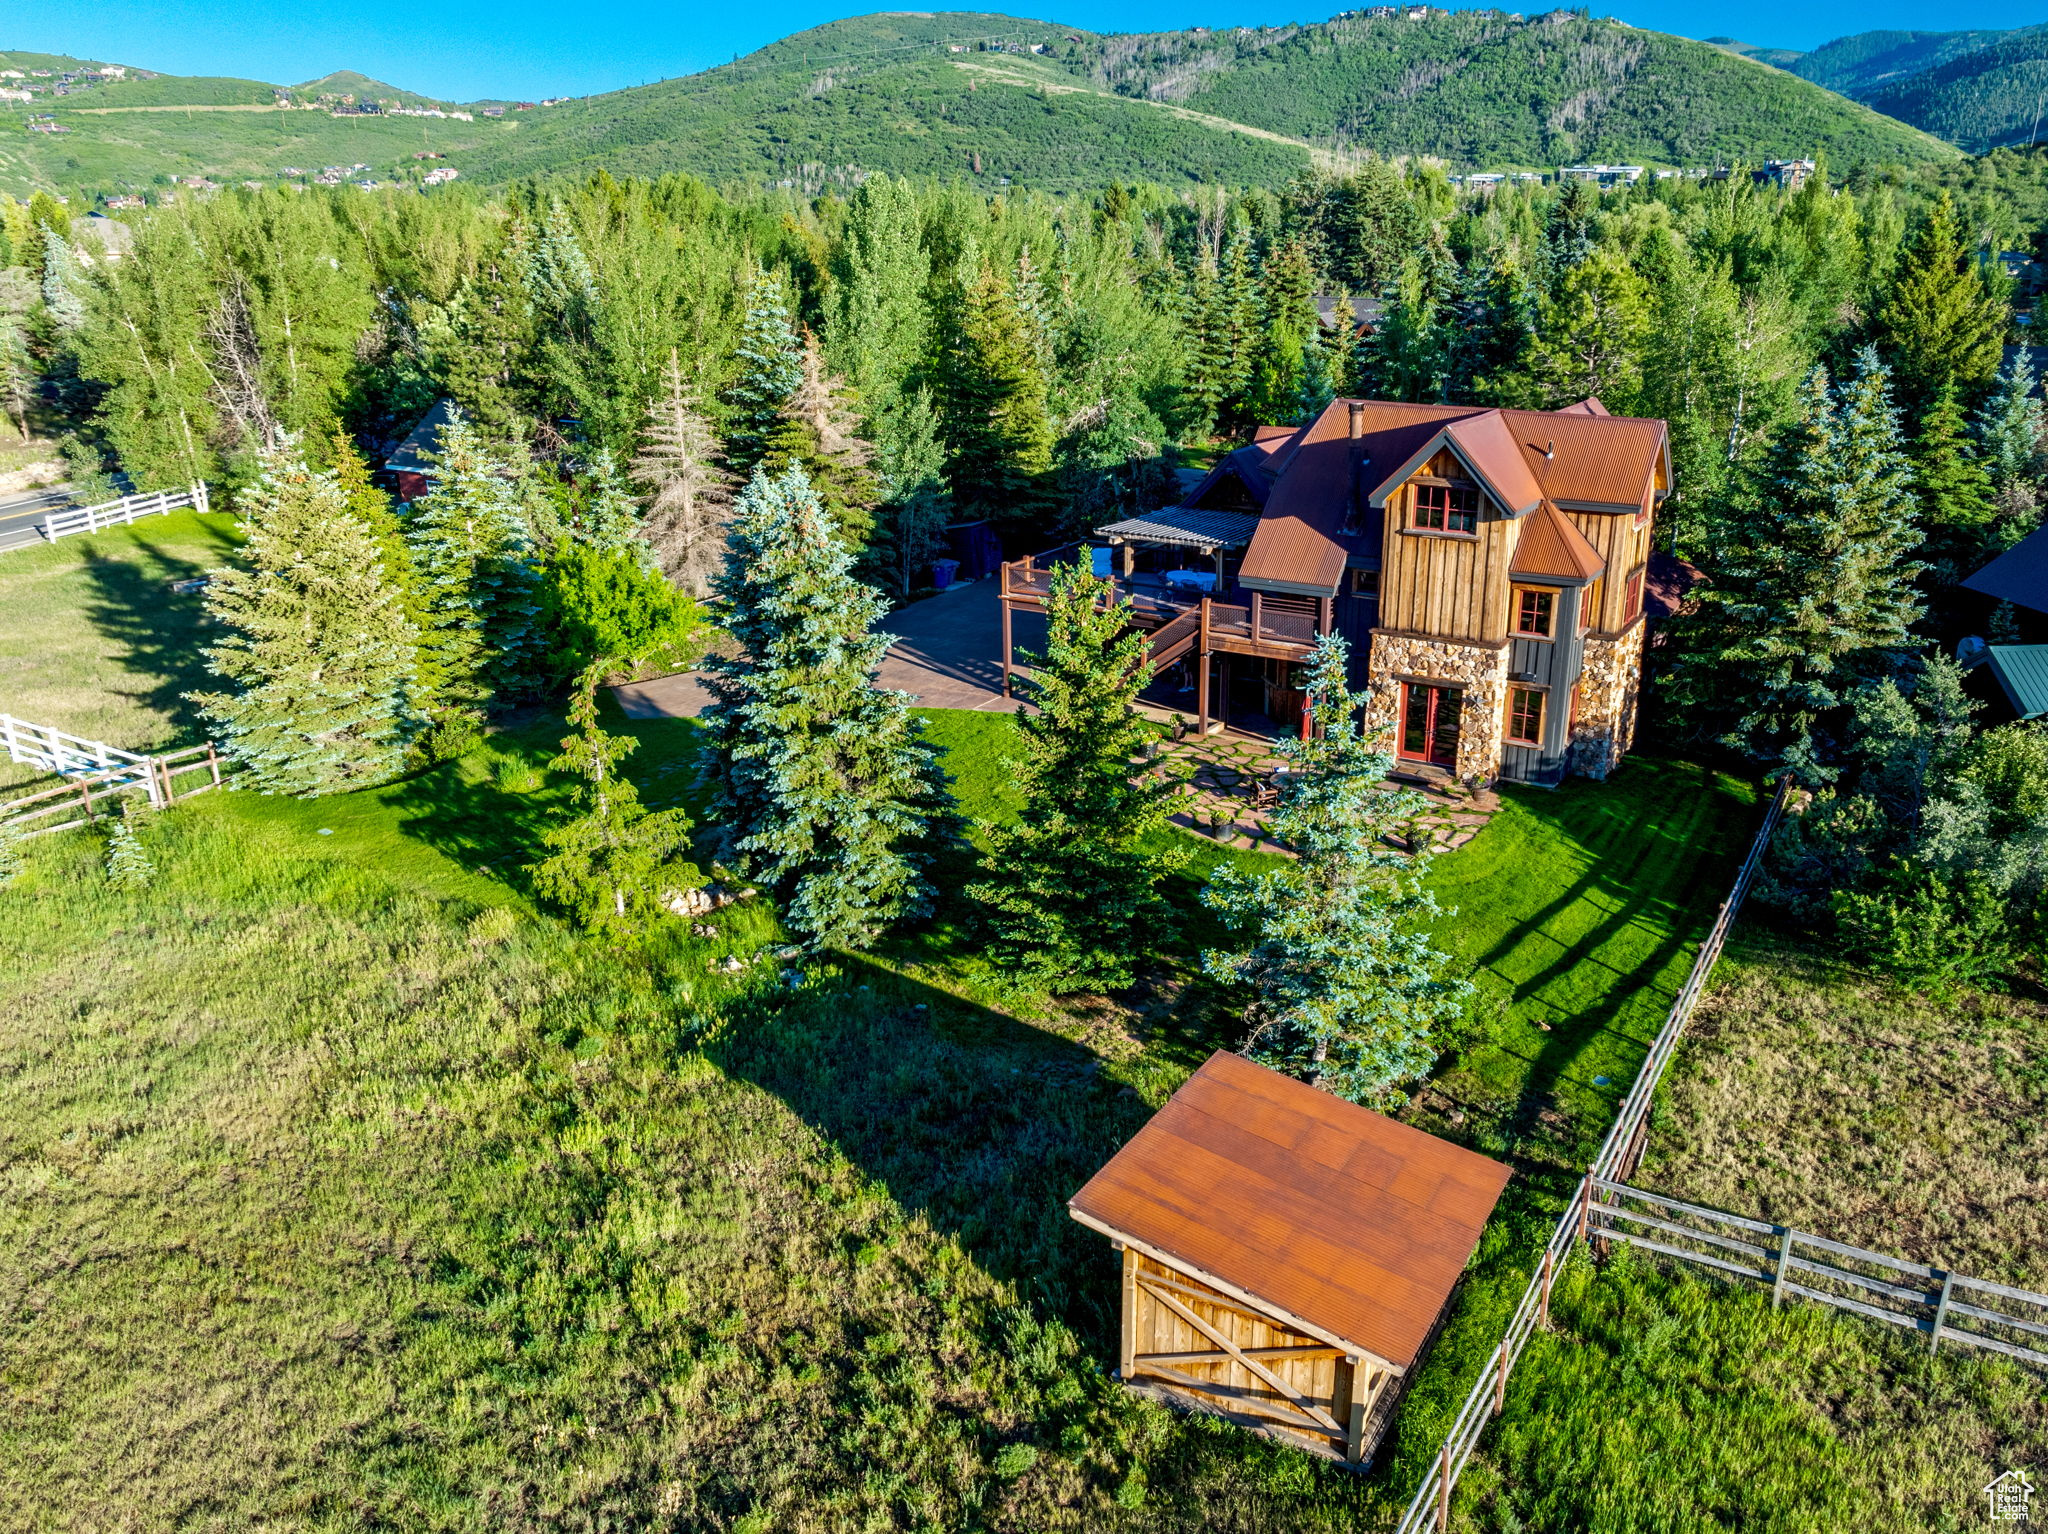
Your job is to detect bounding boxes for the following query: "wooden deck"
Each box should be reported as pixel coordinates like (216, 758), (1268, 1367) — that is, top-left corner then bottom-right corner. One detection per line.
(999, 552), (1332, 734)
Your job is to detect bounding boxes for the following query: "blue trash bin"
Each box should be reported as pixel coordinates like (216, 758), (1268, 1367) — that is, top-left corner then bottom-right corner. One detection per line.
(931, 558), (960, 590)
(1090, 546), (1113, 579)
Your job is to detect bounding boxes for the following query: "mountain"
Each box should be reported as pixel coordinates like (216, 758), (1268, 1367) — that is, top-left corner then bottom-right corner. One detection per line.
(0, 10), (1957, 201)
(1704, 38), (1807, 71)
(291, 70), (453, 111)
(1785, 26), (2048, 152)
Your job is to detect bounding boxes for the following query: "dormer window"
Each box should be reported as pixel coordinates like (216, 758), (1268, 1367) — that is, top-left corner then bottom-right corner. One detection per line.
(1413, 482), (1481, 534)
(1513, 586), (1555, 638)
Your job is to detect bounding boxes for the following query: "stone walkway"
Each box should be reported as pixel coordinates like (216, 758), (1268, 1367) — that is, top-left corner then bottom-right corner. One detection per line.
(1155, 730), (1501, 855)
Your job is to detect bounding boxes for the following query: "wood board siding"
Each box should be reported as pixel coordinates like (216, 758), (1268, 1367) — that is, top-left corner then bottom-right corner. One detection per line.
(1500, 586), (1585, 785)
(1568, 510), (1650, 632)
(1379, 483), (1514, 641)
(1123, 1248), (1392, 1464)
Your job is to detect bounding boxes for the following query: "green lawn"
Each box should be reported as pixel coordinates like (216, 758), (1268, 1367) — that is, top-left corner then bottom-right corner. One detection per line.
(0, 506), (243, 786)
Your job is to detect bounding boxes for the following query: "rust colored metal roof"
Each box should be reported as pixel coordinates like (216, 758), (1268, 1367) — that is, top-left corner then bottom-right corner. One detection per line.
(1556, 397), (1611, 416)
(1497, 407), (1666, 509)
(1069, 1051), (1512, 1372)
(1238, 401), (1356, 593)
(1509, 501), (1606, 581)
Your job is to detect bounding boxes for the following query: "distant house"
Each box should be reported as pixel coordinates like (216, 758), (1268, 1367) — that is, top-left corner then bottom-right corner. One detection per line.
(1559, 164), (1643, 187)
(382, 399), (459, 502)
(1757, 158), (1816, 190)
(1004, 395), (1671, 786)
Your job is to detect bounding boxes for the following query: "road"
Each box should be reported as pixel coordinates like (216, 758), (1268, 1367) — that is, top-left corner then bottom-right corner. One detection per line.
(0, 485), (74, 553)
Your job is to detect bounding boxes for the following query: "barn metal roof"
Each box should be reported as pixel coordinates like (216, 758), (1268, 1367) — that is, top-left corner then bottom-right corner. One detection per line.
(1510, 501), (1606, 582)
(1068, 1051), (1511, 1372)
(1986, 645), (2048, 719)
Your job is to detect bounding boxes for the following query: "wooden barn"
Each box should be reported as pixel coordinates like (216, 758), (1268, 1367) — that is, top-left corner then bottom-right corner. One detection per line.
(1068, 1052), (1511, 1466)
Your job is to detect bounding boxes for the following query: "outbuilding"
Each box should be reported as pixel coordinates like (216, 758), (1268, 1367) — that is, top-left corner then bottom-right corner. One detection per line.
(1068, 1051), (1510, 1466)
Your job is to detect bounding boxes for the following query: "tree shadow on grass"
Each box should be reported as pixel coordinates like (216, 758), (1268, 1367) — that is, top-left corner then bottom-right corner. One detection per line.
(74, 530), (237, 743)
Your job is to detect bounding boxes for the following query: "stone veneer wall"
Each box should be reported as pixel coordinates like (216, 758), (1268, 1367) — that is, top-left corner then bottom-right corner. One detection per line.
(1572, 621), (1646, 780)
(1364, 632), (1510, 785)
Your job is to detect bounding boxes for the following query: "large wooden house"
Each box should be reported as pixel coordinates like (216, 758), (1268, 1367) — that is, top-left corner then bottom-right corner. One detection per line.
(1000, 396), (1671, 787)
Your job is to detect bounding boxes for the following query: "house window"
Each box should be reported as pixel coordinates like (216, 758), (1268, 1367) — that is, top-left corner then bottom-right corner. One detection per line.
(1412, 482), (1481, 534)
(1399, 683), (1463, 767)
(1506, 686), (1545, 746)
(1350, 567), (1381, 599)
(1513, 587), (1555, 638)
(1624, 567), (1645, 621)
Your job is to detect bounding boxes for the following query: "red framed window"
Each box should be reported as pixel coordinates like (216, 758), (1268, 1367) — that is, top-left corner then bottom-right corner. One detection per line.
(1624, 568), (1645, 621)
(1513, 587), (1555, 638)
(1506, 686), (1545, 746)
(1399, 683), (1464, 767)
(1413, 482), (1481, 534)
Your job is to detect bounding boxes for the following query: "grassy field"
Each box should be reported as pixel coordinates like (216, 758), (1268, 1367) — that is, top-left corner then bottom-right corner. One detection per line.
(15, 512), (2023, 1529)
(0, 506), (242, 785)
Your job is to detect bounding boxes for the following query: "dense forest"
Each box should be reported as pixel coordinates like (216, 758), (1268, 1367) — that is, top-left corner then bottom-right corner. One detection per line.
(4, 142), (2046, 986)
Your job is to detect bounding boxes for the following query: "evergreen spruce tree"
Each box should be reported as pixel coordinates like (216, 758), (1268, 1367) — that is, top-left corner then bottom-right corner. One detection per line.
(568, 448), (643, 553)
(872, 387), (953, 597)
(1216, 223), (1261, 429)
(722, 264), (804, 473)
(1180, 256), (1232, 433)
(1974, 348), (2046, 548)
(331, 430), (430, 645)
(944, 260), (1054, 527)
(760, 331), (880, 550)
(1201, 634), (1470, 1105)
(104, 796), (155, 891)
(530, 666), (702, 938)
(404, 411), (545, 715)
(439, 222), (539, 442)
(631, 349), (734, 597)
(1666, 349), (1925, 779)
(699, 465), (953, 950)
(966, 555), (1187, 991)
(189, 451), (421, 795)
(1872, 192), (2005, 409)
(1245, 237), (1320, 423)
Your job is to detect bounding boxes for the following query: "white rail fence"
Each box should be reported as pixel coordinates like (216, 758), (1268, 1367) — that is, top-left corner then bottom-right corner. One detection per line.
(37, 483), (209, 543)
(1, 714), (227, 835)
(1395, 774), (1794, 1533)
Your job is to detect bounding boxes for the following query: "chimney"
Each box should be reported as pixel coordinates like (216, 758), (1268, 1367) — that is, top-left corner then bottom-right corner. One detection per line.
(1347, 400), (1364, 439)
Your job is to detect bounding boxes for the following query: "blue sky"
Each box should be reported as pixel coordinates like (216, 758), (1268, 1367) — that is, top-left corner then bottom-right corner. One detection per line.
(11, 0), (2043, 101)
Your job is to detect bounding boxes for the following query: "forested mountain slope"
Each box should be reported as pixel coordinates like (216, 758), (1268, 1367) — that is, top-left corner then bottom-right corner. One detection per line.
(1, 9), (1956, 200)
(1788, 26), (2048, 153)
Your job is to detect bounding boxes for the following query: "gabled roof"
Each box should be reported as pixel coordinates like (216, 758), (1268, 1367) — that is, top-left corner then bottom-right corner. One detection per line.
(1963, 524), (2048, 615)
(1237, 401), (1359, 593)
(1984, 645), (2048, 719)
(1068, 1051), (1511, 1373)
(384, 397), (458, 476)
(1362, 409), (1546, 518)
(1510, 502), (1606, 582)
(1556, 397), (1610, 416)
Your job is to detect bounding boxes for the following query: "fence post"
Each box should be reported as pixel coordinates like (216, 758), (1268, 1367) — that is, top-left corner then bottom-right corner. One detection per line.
(1436, 1443), (1451, 1530)
(1930, 1272), (1954, 1355)
(195, 481), (210, 514)
(206, 740), (220, 788)
(1492, 1344), (1508, 1417)
(1771, 1228), (1795, 1309)
(1575, 1176), (1592, 1245)
(1538, 1246), (1555, 1328)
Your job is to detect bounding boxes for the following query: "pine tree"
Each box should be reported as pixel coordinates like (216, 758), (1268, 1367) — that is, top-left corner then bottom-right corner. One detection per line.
(944, 259), (1055, 528)
(1666, 349), (1926, 780)
(1180, 255), (1232, 433)
(760, 331), (880, 550)
(1872, 192), (2005, 409)
(529, 666), (702, 938)
(404, 411), (544, 715)
(103, 796), (155, 891)
(699, 465), (953, 950)
(966, 555), (1187, 991)
(439, 223), (539, 443)
(567, 448), (643, 552)
(1245, 236), (1320, 423)
(1912, 385), (1994, 532)
(722, 264), (804, 473)
(872, 387), (953, 597)
(189, 450), (420, 795)
(1525, 244), (1651, 412)
(1201, 634), (1470, 1106)
(331, 430), (429, 641)
(631, 349), (734, 597)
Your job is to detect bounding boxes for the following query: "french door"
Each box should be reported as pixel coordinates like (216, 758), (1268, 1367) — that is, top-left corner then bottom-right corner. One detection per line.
(1400, 683), (1463, 768)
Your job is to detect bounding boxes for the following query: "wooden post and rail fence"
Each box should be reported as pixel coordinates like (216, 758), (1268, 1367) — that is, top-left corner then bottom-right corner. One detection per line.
(0, 714), (227, 836)
(1395, 770), (2048, 1528)
(12, 483), (210, 548)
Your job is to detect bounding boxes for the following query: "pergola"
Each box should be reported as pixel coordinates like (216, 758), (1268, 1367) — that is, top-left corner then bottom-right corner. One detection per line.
(1069, 1051), (1511, 1467)
(1093, 505), (1261, 585)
